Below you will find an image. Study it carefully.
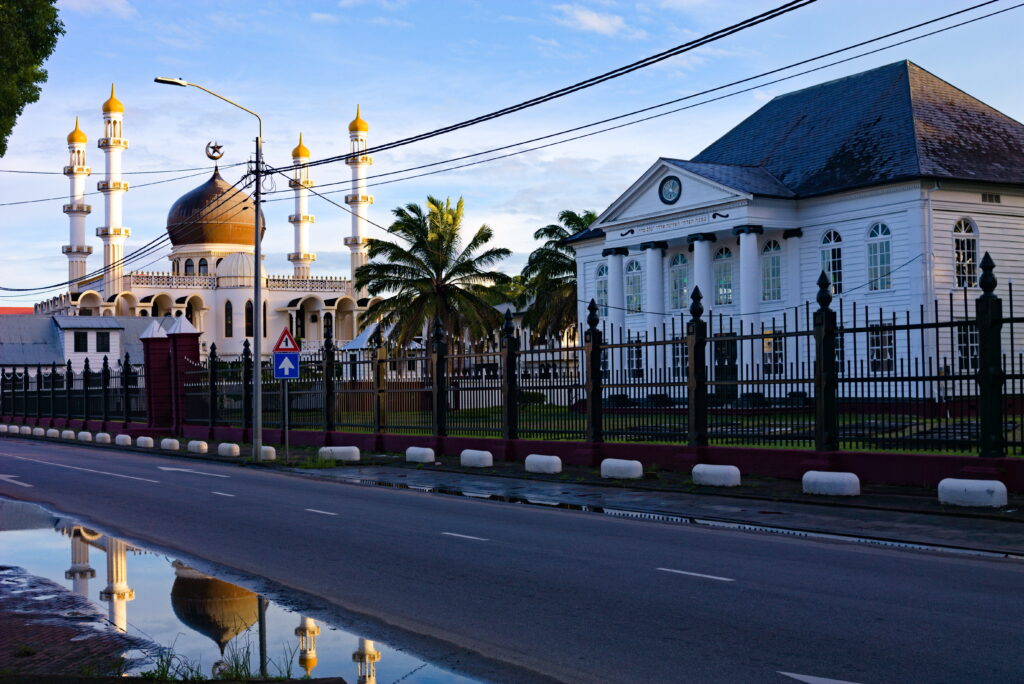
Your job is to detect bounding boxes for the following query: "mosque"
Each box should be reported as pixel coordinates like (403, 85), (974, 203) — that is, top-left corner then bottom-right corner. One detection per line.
(35, 85), (381, 357)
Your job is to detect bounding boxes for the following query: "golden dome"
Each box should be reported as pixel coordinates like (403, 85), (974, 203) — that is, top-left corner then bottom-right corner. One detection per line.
(299, 651), (318, 676)
(170, 564), (259, 654)
(67, 117), (87, 144)
(292, 132), (310, 159)
(102, 83), (124, 114)
(166, 169), (265, 246)
(348, 105), (368, 133)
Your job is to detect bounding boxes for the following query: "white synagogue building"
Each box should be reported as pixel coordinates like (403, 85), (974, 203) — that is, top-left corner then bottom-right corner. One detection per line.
(570, 61), (1024, 343)
(35, 85), (380, 357)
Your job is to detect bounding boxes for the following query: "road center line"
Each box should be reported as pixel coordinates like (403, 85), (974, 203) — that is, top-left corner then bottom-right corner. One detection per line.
(656, 567), (735, 582)
(305, 508), (338, 516)
(212, 491), (235, 497)
(0, 452), (159, 483)
(778, 672), (864, 684)
(442, 532), (489, 542)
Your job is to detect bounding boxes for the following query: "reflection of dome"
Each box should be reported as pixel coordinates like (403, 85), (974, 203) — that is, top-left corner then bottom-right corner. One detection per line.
(218, 252), (255, 278)
(299, 651), (317, 676)
(166, 169), (264, 247)
(170, 562), (259, 654)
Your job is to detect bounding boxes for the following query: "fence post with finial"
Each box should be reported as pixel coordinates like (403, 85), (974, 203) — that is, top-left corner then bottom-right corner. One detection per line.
(813, 271), (839, 452)
(584, 299), (604, 444)
(82, 357), (91, 425)
(50, 361), (57, 421)
(65, 359), (73, 421)
(208, 343), (219, 431)
(686, 287), (708, 446)
(121, 354), (132, 425)
(101, 356), (111, 425)
(323, 334), (336, 433)
(500, 309), (520, 441)
(431, 316), (448, 438)
(975, 252), (1004, 457)
(242, 339), (253, 433)
(371, 328), (386, 435)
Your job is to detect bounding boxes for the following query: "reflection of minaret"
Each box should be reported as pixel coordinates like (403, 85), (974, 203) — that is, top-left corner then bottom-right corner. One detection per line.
(64, 527), (96, 597)
(294, 616), (320, 678)
(99, 537), (134, 633)
(352, 638), (381, 684)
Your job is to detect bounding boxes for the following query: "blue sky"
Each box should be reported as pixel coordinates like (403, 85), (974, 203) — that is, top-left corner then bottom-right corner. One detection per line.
(2, 0), (1023, 301)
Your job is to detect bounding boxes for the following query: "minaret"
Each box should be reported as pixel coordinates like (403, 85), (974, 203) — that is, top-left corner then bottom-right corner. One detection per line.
(288, 133), (316, 278)
(64, 527), (96, 597)
(294, 616), (320, 678)
(63, 118), (93, 293)
(345, 106), (372, 294)
(97, 84), (131, 298)
(99, 536), (134, 633)
(352, 638), (381, 684)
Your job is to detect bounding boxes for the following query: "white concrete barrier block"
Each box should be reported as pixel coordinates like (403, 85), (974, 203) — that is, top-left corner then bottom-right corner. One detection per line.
(803, 470), (860, 496)
(187, 440), (208, 454)
(0, 425), (8, 434)
(406, 446), (435, 463)
(218, 442), (240, 457)
(46, 429), (60, 438)
(95, 432), (112, 444)
(460, 449), (493, 468)
(319, 446), (359, 462)
(692, 464), (742, 487)
(61, 430), (76, 440)
(601, 458), (644, 479)
(115, 434), (132, 447)
(32, 427), (45, 437)
(160, 438), (180, 451)
(938, 478), (1008, 508)
(136, 436), (154, 448)
(19, 426), (32, 435)
(260, 445), (276, 461)
(525, 454), (562, 474)
(76, 431), (92, 442)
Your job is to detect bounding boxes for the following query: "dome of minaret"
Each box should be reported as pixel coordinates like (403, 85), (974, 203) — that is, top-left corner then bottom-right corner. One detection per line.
(102, 83), (124, 113)
(348, 105), (369, 132)
(67, 117), (87, 144)
(166, 168), (265, 246)
(292, 132), (310, 158)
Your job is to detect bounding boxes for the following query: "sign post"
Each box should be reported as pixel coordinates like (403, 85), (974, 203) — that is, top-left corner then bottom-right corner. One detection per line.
(272, 328), (301, 460)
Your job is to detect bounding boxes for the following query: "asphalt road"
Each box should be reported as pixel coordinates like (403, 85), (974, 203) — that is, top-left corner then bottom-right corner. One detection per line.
(0, 437), (1021, 684)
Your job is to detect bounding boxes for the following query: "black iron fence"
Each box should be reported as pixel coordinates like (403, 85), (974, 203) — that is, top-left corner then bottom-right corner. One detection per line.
(0, 355), (145, 424)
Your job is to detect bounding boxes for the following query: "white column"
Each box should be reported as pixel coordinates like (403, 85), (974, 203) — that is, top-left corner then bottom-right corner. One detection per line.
(604, 248), (626, 333)
(736, 226), (763, 323)
(99, 537), (134, 633)
(63, 126), (93, 293)
(643, 241), (666, 331)
(65, 531), (95, 597)
(691, 235), (714, 309)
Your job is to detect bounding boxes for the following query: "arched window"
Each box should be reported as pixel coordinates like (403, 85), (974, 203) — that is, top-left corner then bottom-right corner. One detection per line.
(761, 240), (782, 301)
(595, 264), (609, 317)
(820, 231), (843, 294)
(197, 258), (208, 275)
(624, 259), (643, 314)
(867, 222), (892, 291)
(216, 258), (223, 268)
(954, 219), (978, 288)
(324, 312), (334, 340)
(185, 301), (194, 324)
(714, 247), (733, 305)
(224, 301), (233, 338)
(184, 259), (194, 276)
(669, 253), (689, 309)
(244, 300), (254, 338)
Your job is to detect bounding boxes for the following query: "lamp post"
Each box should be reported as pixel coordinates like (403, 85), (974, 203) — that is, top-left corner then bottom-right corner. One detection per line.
(154, 77), (265, 460)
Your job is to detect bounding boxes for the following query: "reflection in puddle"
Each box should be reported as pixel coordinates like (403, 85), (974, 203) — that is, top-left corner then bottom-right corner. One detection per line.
(0, 499), (478, 682)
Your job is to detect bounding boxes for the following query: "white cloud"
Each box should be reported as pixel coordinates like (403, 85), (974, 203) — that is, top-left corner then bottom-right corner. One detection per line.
(368, 16), (413, 28)
(339, 0), (410, 9)
(58, 0), (136, 18)
(529, 35), (560, 48)
(552, 4), (646, 39)
(311, 12), (340, 24)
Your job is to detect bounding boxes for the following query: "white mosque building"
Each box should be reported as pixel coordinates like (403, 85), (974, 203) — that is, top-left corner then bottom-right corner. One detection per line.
(570, 61), (1024, 356)
(35, 85), (380, 357)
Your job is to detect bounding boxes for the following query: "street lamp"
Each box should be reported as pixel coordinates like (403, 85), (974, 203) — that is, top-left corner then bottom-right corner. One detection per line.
(155, 76), (266, 461)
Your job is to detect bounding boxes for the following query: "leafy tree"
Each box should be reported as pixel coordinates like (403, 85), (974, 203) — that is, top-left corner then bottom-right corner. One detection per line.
(521, 209), (597, 339)
(0, 0), (64, 157)
(355, 196), (511, 346)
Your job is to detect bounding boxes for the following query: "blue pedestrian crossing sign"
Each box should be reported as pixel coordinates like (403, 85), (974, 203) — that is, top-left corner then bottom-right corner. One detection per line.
(272, 328), (301, 380)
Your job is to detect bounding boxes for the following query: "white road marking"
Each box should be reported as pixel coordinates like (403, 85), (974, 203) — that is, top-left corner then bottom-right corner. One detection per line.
(0, 474), (32, 488)
(305, 508), (338, 516)
(157, 466), (229, 478)
(656, 567), (735, 582)
(442, 532), (488, 542)
(0, 453), (159, 483)
(211, 491), (235, 497)
(778, 672), (864, 684)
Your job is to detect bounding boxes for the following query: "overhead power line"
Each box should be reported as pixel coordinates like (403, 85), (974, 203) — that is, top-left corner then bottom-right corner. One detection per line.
(0, 161), (246, 177)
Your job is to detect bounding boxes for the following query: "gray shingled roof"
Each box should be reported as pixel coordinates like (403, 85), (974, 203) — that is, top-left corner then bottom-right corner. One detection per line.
(54, 316), (126, 330)
(0, 315), (174, 366)
(692, 60), (1024, 197)
(665, 159), (795, 197)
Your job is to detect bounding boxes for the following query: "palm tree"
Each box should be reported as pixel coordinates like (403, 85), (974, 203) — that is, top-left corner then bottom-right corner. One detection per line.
(521, 209), (597, 339)
(355, 196), (511, 346)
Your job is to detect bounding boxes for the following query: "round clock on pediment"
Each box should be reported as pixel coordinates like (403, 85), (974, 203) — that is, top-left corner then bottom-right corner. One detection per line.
(659, 176), (681, 205)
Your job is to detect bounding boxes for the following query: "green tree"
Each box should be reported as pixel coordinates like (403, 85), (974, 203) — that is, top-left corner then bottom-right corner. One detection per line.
(355, 196), (511, 346)
(521, 209), (597, 339)
(0, 0), (64, 157)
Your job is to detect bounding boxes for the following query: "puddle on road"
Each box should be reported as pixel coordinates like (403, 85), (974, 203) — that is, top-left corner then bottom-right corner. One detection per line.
(0, 498), (483, 682)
